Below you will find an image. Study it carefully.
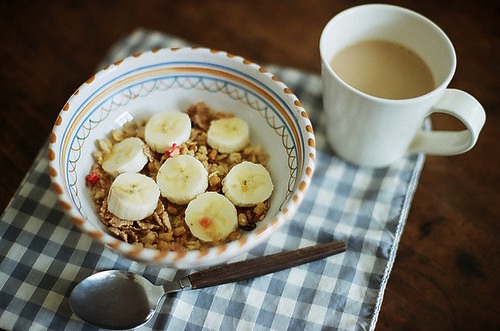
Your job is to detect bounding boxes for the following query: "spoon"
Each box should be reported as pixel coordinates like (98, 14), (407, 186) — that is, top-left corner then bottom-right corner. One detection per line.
(70, 240), (346, 330)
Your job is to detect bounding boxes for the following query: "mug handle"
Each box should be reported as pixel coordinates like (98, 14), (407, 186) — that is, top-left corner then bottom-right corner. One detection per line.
(408, 89), (486, 155)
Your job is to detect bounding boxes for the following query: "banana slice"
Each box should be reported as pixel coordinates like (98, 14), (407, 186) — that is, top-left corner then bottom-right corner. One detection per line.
(107, 173), (160, 221)
(185, 192), (238, 242)
(222, 161), (274, 207)
(144, 111), (192, 153)
(156, 154), (208, 205)
(207, 117), (249, 153)
(101, 137), (148, 177)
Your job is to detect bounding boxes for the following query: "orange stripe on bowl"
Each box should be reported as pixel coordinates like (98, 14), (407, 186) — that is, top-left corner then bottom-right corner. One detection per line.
(306, 125), (313, 133)
(306, 166), (313, 176)
(114, 59), (124, 66)
(132, 52), (143, 58)
(51, 182), (63, 194)
(299, 181), (307, 192)
(284, 88), (293, 94)
(108, 241), (121, 249)
(60, 201), (73, 210)
(295, 100), (304, 107)
(88, 230), (103, 239)
(154, 250), (168, 260)
(174, 250), (186, 261)
(309, 153), (315, 161)
(86, 75), (95, 84)
(63, 102), (70, 111)
(55, 115), (62, 126)
(238, 237), (247, 247)
(127, 246), (143, 257)
(218, 245), (227, 255)
(255, 226), (268, 236)
(307, 138), (315, 148)
(71, 216), (84, 226)
(197, 249), (210, 259)
(48, 166), (57, 177)
(49, 133), (57, 143)
(292, 194), (299, 203)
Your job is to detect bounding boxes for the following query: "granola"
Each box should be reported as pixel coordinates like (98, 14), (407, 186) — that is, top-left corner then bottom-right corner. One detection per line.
(87, 102), (270, 251)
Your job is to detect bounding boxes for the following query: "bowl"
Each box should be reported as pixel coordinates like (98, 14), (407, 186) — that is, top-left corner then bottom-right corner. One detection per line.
(48, 47), (316, 269)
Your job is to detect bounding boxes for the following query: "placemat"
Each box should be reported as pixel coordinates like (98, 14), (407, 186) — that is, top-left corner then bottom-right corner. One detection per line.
(0, 29), (425, 331)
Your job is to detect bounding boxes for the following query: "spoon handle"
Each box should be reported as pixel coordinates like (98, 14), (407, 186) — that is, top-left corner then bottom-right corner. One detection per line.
(188, 240), (346, 289)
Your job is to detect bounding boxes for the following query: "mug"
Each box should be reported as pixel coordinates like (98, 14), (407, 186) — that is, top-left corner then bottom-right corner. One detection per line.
(319, 4), (486, 167)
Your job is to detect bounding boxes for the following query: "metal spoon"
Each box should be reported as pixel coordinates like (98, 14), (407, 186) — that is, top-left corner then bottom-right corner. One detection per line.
(70, 240), (346, 330)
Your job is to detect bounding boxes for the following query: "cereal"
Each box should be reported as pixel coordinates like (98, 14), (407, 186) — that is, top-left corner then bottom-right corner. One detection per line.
(88, 102), (270, 252)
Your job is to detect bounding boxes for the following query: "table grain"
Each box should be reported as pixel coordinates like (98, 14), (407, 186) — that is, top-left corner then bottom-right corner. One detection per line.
(1, 1), (498, 330)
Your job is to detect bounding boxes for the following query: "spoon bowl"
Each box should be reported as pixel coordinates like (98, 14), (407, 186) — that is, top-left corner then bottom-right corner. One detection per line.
(70, 270), (164, 329)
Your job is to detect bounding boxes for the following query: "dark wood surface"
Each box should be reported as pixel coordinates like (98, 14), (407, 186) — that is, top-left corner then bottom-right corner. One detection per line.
(1, 1), (498, 330)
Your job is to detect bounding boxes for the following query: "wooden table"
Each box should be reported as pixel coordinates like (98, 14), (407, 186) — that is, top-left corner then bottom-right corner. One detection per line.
(1, 1), (498, 329)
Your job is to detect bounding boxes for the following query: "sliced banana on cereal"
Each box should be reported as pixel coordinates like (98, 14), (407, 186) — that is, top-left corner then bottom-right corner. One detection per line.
(156, 154), (208, 205)
(185, 192), (238, 242)
(207, 116), (250, 153)
(144, 110), (192, 153)
(107, 173), (160, 221)
(101, 137), (149, 177)
(222, 161), (274, 207)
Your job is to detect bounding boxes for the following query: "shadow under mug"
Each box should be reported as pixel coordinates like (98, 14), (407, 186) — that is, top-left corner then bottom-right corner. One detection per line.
(319, 4), (486, 168)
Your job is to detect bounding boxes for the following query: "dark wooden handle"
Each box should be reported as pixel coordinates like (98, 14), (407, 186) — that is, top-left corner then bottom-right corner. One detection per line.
(188, 240), (346, 289)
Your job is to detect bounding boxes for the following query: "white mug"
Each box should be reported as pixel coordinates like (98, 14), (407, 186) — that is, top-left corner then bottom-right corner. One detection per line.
(319, 4), (486, 167)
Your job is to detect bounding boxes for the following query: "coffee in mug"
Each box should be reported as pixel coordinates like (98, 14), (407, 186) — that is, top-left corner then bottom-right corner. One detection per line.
(330, 40), (435, 99)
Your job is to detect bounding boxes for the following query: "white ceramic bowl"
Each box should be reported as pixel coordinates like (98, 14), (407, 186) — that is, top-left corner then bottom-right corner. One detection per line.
(48, 47), (316, 269)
